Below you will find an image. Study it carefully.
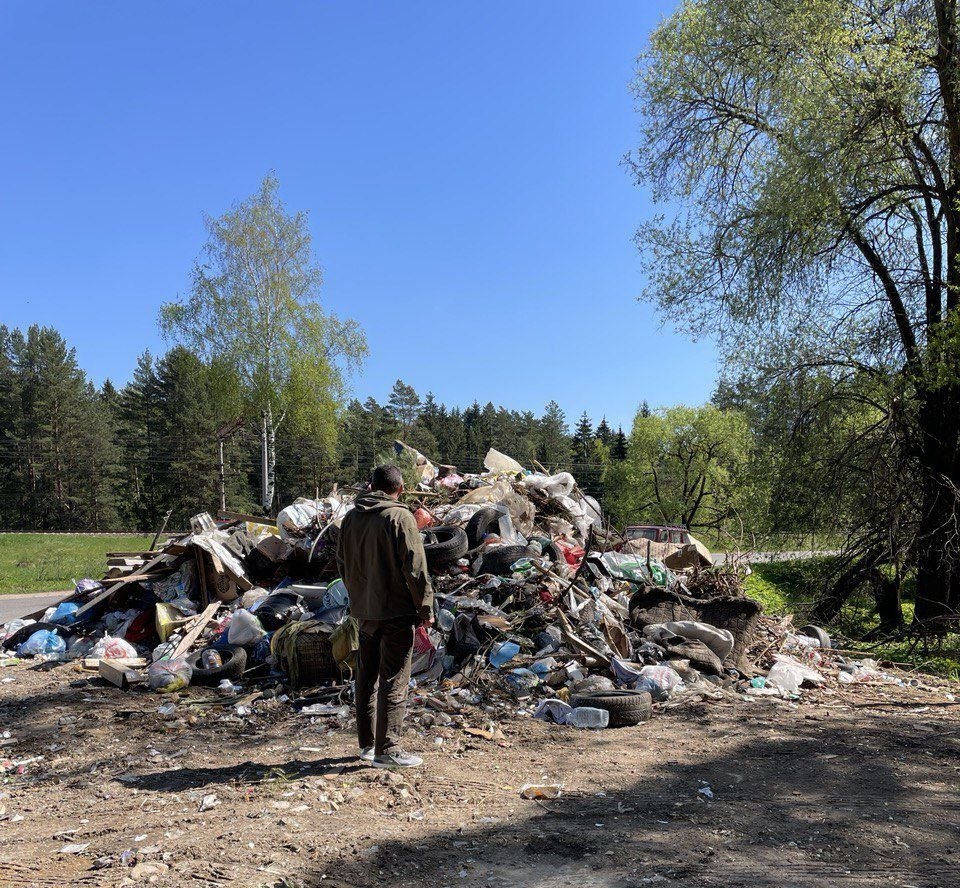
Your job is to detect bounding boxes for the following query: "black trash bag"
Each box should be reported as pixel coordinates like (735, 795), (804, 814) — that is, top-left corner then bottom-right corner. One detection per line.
(446, 613), (491, 662)
(254, 592), (308, 632)
(635, 640), (666, 665)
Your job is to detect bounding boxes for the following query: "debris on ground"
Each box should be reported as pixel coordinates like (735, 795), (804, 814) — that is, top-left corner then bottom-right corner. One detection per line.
(1, 443), (954, 749)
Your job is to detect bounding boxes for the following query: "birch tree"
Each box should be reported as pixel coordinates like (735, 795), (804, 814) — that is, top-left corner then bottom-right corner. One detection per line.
(161, 174), (367, 512)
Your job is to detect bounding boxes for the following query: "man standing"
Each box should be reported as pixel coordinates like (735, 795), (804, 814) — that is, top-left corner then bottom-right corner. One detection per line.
(336, 464), (433, 768)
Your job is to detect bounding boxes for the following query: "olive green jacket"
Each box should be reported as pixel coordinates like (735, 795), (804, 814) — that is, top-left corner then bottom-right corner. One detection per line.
(335, 491), (433, 621)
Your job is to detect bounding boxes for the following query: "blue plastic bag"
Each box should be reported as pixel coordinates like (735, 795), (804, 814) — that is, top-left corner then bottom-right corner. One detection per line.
(50, 602), (80, 625)
(489, 640), (520, 668)
(18, 629), (66, 657)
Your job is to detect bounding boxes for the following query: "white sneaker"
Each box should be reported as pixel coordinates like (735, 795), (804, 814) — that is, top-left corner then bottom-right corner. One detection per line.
(359, 746), (375, 762)
(372, 748), (423, 768)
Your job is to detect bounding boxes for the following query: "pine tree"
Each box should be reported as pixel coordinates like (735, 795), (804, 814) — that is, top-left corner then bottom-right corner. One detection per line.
(116, 352), (165, 529)
(0, 327), (21, 527)
(572, 412), (594, 464)
(538, 401), (571, 468)
(10, 326), (93, 528)
(71, 381), (123, 530)
(387, 380), (421, 432)
(612, 427), (628, 461)
(595, 417), (613, 446)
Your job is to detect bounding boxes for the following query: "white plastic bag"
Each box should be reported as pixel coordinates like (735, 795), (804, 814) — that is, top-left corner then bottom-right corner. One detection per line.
(765, 654), (824, 695)
(639, 664), (683, 694)
(2, 618), (35, 641)
(227, 609), (267, 645)
(91, 635), (138, 660)
(483, 448), (525, 474)
(523, 472), (576, 498)
(276, 499), (322, 540)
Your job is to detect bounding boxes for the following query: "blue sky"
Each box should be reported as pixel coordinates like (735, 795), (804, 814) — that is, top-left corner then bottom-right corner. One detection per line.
(0, 0), (715, 432)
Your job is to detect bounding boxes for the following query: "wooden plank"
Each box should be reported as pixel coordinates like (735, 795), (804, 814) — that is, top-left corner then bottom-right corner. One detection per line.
(98, 660), (146, 689)
(194, 548), (210, 608)
(74, 552), (174, 618)
(554, 610), (612, 666)
(81, 657), (147, 670)
(105, 551), (161, 558)
(100, 572), (161, 585)
(168, 601), (221, 660)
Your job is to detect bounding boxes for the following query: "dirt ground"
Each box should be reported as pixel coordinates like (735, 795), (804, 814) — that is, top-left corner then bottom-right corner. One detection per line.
(1, 663), (959, 888)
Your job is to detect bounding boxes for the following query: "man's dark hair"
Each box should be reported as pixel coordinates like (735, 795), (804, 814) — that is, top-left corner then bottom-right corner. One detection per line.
(371, 464), (404, 494)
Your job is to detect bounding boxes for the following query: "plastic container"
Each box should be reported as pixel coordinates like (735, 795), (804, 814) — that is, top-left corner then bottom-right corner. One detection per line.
(566, 707), (609, 729)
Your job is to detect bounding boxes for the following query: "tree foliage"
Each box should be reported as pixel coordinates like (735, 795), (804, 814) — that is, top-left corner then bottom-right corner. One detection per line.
(606, 404), (753, 530)
(160, 173), (367, 510)
(632, 0), (960, 623)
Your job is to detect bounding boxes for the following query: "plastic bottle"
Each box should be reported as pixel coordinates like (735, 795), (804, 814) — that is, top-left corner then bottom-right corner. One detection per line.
(566, 707), (609, 729)
(201, 649), (223, 669)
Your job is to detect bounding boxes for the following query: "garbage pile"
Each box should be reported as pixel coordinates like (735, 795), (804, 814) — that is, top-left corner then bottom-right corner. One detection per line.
(0, 443), (940, 733)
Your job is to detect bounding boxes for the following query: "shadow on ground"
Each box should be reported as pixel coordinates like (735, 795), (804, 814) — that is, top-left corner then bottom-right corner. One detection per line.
(285, 714), (960, 888)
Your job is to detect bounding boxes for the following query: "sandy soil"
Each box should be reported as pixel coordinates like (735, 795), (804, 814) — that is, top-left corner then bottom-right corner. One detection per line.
(1, 662), (959, 888)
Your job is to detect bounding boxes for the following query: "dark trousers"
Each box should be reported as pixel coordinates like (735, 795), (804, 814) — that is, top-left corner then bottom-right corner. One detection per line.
(355, 617), (415, 755)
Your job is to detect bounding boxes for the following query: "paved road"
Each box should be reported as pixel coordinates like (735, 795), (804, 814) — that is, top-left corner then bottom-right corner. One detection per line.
(0, 591), (66, 625)
(711, 550), (839, 565)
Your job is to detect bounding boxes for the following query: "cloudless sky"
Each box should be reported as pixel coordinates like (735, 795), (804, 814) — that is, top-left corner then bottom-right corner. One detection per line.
(0, 0), (714, 433)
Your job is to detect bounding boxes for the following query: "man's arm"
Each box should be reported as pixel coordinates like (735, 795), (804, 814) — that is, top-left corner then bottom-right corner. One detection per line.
(393, 511), (434, 621)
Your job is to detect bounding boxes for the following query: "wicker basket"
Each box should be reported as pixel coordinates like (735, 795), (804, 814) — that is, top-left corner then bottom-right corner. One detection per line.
(272, 622), (339, 690)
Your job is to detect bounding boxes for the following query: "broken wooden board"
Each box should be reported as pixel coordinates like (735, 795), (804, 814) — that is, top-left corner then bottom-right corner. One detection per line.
(105, 551), (160, 559)
(82, 657), (147, 670)
(100, 572), (163, 585)
(168, 601), (221, 660)
(74, 552), (180, 619)
(98, 660), (146, 689)
(194, 548), (210, 608)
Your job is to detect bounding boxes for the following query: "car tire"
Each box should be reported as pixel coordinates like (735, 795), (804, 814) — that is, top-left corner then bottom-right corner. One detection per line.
(798, 625), (831, 649)
(421, 525), (469, 569)
(186, 644), (247, 686)
(466, 506), (508, 548)
(569, 690), (653, 727)
(475, 544), (536, 576)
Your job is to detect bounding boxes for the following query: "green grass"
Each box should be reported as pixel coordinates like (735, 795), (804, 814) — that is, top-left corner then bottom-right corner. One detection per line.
(744, 558), (833, 619)
(696, 528), (848, 553)
(0, 533), (157, 595)
(744, 557), (960, 680)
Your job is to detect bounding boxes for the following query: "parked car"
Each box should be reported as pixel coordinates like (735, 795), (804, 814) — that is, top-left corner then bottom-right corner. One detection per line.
(622, 524), (712, 568)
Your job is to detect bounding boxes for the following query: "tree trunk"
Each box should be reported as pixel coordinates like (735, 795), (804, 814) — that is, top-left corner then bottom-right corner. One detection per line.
(912, 388), (960, 626)
(870, 568), (903, 635)
(262, 403), (277, 515)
